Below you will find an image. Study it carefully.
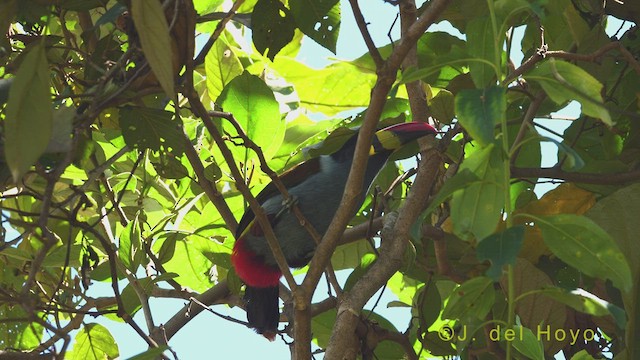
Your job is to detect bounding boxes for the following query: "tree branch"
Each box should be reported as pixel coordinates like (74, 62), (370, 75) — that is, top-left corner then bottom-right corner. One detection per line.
(511, 167), (640, 185)
(348, 0), (384, 69)
(324, 149), (442, 359)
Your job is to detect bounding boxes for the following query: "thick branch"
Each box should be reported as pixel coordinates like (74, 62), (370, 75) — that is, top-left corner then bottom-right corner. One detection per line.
(324, 151), (442, 360)
(399, 0), (431, 121)
(511, 167), (640, 185)
(157, 280), (231, 342)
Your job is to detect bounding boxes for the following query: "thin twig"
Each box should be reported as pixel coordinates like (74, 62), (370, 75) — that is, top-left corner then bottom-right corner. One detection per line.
(348, 0), (384, 68)
(192, 0), (245, 67)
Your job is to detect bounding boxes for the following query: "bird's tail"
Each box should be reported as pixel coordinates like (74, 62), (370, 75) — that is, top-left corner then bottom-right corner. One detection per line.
(244, 285), (279, 341)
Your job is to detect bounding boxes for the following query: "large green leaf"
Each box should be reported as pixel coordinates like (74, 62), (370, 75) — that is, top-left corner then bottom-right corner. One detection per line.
(512, 325), (544, 360)
(0, 305), (44, 350)
(442, 276), (495, 322)
(343, 253), (376, 291)
(289, 0), (340, 53)
(526, 59), (612, 126)
(536, 287), (626, 329)
(271, 58), (376, 116)
(531, 213), (632, 292)
(4, 41), (52, 181)
(130, 0), (175, 97)
(118, 214), (143, 272)
(118, 106), (185, 155)
(153, 235), (227, 292)
(450, 143), (506, 241)
(205, 34), (243, 100)
(455, 86), (506, 147)
(476, 225), (524, 280)
(217, 71), (284, 163)
(586, 183), (640, 357)
(252, 0), (296, 60)
(466, 17), (498, 87)
(67, 323), (119, 360)
(429, 89), (455, 124)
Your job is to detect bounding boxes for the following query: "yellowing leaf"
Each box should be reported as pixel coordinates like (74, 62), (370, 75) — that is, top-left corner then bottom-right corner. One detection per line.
(520, 183), (595, 216)
(516, 184), (595, 263)
(130, 0), (175, 98)
(4, 41), (52, 181)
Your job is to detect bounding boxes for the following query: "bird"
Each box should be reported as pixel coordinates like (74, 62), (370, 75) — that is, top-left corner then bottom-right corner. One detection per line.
(231, 121), (437, 340)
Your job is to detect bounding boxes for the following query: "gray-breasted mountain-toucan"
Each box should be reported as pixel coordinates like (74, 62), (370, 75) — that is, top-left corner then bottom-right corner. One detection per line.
(231, 121), (437, 340)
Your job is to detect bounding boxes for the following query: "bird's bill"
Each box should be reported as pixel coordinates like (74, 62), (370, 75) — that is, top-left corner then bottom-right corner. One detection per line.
(370, 121), (437, 155)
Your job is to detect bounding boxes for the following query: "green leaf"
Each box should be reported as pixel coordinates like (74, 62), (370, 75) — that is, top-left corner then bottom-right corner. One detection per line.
(217, 71), (284, 162)
(511, 325), (544, 360)
(289, 0), (340, 53)
(344, 253), (376, 291)
(536, 287), (626, 329)
(442, 277), (495, 322)
(0, 305), (44, 350)
(450, 143), (506, 241)
(416, 169), (481, 223)
(152, 155), (189, 179)
(119, 214), (142, 272)
(203, 162), (222, 182)
(153, 236), (224, 292)
(271, 58), (376, 116)
(205, 34), (243, 100)
(118, 106), (184, 155)
(570, 350), (597, 360)
(306, 126), (357, 158)
(4, 41), (52, 181)
(252, 0), (296, 60)
(45, 104), (75, 153)
(466, 17), (499, 87)
(429, 89), (455, 124)
(331, 239), (374, 270)
(455, 86), (506, 147)
(130, 0), (175, 97)
(414, 283), (442, 329)
(476, 225), (524, 280)
(532, 213), (632, 292)
(586, 183), (640, 352)
(526, 59), (612, 126)
(68, 323), (119, 360)
(311, 308), (337, 348)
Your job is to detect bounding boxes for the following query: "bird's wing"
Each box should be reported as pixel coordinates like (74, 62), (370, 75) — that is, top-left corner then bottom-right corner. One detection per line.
(235, 157), (321, 238)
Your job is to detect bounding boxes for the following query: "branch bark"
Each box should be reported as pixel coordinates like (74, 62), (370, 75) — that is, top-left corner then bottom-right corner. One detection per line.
(511, 167), (640, 185)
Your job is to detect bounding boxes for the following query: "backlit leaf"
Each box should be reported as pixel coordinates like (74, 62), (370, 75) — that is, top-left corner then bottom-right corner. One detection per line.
(205, 34), (243, 99)
(67, 323), (119, 360)
(442, 277), (495, 322)
(218, 72), (284, 162)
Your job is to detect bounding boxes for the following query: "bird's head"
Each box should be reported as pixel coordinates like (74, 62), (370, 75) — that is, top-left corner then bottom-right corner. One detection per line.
(370, 121), (437, 155)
